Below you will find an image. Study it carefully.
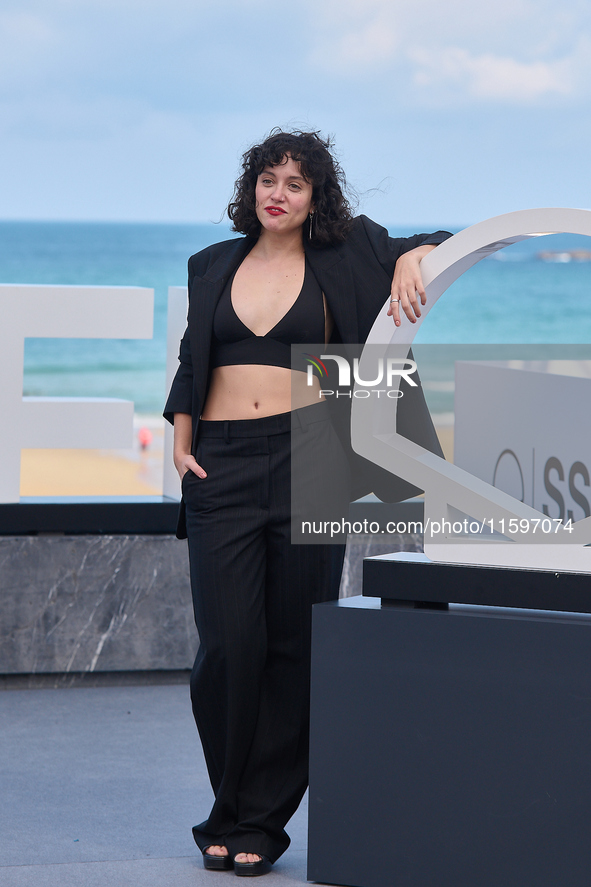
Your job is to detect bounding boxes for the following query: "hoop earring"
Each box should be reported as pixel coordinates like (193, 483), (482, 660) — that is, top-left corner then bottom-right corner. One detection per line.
(308, 211), (314, 241)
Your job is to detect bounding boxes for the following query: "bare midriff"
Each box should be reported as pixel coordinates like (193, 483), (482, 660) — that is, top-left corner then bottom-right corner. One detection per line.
(200, 365), (324, 420)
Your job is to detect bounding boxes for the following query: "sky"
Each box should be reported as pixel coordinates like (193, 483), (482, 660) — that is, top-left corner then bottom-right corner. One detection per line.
(1, 0), (591, 227)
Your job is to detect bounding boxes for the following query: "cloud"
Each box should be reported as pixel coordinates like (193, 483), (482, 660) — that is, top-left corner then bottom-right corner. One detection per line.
(308, 1), (399, 71)
(318, 18), (398, 68)
(305, 0), (591, 105)
(409, 45), (576, 102)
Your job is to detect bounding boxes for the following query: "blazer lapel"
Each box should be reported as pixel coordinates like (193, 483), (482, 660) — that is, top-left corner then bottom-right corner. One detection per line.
(305, 242), (360, 344)
(189, 236), (256, 411)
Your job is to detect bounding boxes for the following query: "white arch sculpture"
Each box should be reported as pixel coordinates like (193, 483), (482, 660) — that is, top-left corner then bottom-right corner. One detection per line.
(352, 208), (591, 573)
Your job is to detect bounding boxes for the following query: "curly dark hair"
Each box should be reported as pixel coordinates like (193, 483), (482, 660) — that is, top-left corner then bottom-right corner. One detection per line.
(227, 129), (355, 247)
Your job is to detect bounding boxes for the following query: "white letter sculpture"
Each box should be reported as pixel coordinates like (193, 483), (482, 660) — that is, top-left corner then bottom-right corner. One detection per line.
(163, 286), (189, 501)
(352, 208), (591, 573)
(0, 284), (153, 504)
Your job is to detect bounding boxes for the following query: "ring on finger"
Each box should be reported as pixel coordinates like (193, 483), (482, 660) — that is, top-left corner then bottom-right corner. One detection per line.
(390, 298), (400, 303)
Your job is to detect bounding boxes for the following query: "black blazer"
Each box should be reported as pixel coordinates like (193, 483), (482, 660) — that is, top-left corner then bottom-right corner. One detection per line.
(164, 214), (451, 508)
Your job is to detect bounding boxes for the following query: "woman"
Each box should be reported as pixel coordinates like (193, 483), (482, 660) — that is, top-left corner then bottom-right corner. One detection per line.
(164, 129), (450, 876)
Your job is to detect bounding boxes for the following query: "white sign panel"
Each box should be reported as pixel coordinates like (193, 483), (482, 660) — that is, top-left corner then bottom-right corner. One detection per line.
(455, 363), (591, 524)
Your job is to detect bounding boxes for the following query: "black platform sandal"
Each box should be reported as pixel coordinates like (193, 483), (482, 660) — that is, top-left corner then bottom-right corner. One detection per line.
(203, 846), (234, 871)
(233, 854), (272, 877)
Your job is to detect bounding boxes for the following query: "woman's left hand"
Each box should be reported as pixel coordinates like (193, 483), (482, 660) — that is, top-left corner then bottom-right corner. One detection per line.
(387, 244), (437, 326)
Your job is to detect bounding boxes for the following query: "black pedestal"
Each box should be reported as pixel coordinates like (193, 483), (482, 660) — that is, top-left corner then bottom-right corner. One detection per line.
(308, 557), (591, 887)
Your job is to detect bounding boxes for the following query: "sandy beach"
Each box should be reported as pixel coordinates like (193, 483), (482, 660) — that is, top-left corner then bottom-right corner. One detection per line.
(19, 417), (165, 497)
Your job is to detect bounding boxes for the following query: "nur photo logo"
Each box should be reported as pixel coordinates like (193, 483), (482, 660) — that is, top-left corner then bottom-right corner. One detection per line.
(304, 352), (418, 399)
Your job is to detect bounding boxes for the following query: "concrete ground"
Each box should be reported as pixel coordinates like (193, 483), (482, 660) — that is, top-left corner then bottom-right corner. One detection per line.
(0, 682), (311, 886)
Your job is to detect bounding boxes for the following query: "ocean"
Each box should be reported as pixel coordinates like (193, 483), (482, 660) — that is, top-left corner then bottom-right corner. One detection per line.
(1, 221), (590, 417)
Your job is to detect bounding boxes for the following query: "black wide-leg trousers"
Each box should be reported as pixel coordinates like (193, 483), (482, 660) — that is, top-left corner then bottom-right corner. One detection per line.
(183, 402), (348, 863)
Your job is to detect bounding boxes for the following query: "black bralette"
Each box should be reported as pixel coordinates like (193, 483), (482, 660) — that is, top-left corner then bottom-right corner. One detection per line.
(210, 260), (326, 370)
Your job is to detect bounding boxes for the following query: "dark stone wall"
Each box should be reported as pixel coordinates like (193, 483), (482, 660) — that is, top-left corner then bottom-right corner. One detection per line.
(0, 535), (196, 675)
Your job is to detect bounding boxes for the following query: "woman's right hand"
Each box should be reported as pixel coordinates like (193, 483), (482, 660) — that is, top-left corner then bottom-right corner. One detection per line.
(173, 412), (207, 480)
(175, 453), (207, 481)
